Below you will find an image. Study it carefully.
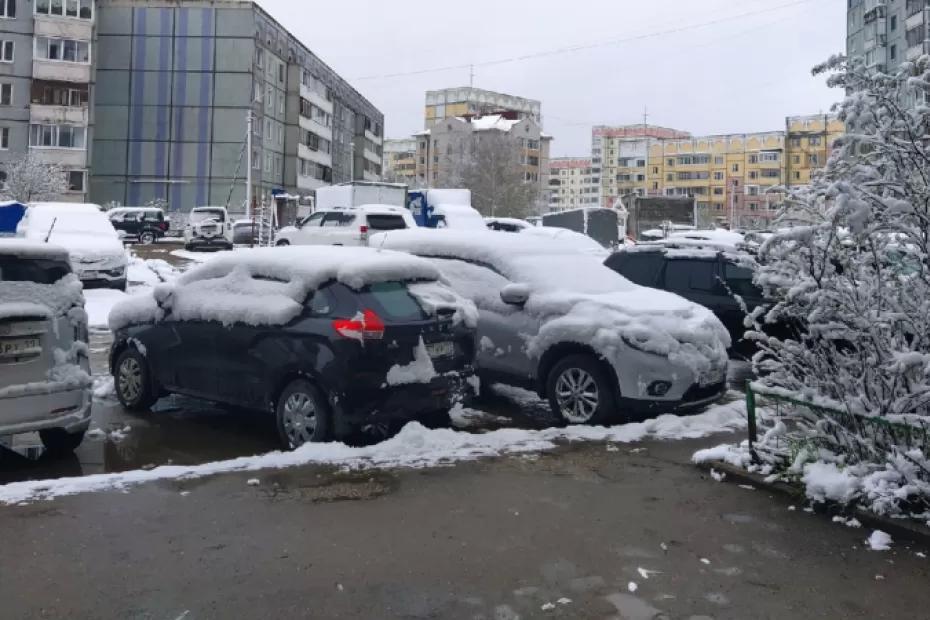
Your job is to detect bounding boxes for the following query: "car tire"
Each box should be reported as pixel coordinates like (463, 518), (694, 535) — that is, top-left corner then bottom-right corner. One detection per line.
(139, 231), (157, 245)
(114, 348), (158, 412)
(276, 240), (290, 247)
(39, 428), (86, 456)
(546, 355), (618, 426)
(275, 378), (332, 449)
(111, 279), (127, 292)
(184, 243), (194, 252)
(418, 409), (452, 429)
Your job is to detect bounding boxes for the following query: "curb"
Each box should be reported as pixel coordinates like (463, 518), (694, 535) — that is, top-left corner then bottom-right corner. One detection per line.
(697, 460), (930, 548)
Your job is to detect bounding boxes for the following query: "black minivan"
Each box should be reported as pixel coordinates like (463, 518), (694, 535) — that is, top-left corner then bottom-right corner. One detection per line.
(108, 247), (476, 448)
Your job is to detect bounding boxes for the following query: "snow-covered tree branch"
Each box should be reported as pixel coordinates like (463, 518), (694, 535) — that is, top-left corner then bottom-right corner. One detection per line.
(0, 153), (69, 203)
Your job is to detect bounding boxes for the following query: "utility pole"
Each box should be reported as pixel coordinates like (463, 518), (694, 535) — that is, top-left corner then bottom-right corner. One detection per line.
(245, 110), (253, 219)
(469, 64), (475, 88)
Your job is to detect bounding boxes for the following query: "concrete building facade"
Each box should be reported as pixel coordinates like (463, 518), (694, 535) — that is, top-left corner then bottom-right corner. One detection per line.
(847, 0), (924, 75)
(383, 137), (417, 185)
(425, 87), (541, 127)
(785, 113), (845, 186)
(0, 0), (95, 202)
(548, 157), (598, 211)
(92, 0), (383, 214)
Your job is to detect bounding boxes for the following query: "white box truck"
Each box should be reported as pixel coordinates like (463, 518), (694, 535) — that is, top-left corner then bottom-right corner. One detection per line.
(315, 182), (408, 211)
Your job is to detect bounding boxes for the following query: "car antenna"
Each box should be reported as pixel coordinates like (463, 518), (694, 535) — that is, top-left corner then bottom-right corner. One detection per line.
(44, 217), (58, 243)
(377, 232), (388, 253)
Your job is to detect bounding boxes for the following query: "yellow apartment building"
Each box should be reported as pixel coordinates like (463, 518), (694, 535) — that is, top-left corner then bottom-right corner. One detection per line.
(785, 114), (845, 186)
(383, 138), (418, 185)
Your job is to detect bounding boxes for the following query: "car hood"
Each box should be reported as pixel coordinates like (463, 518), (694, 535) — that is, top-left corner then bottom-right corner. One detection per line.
(45, 233), (127, 263)
(526, 286), (731, 377)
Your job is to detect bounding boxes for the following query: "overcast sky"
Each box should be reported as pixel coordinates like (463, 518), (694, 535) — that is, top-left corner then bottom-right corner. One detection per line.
(258, 0), (846, 157)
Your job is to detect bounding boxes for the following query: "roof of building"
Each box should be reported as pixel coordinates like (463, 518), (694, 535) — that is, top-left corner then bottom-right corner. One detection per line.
(459, 114), (522, 132)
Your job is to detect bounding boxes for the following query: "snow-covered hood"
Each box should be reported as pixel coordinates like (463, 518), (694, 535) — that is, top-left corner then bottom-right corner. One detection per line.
(526, 286), (731, 377)
(46, 233), (127, 266)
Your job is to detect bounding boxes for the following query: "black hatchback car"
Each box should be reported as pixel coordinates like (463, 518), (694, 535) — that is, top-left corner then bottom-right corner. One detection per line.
(108, 247), (477, 448)
(606, 246), (767, 353)
(108, 207), (169, 245)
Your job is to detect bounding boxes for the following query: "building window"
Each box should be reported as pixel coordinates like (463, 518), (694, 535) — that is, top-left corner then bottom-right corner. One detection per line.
(713, 172), (724, 180)
(891, 15), (897, 31)
(732, 164), (739, 173)
(666, 158), (674, 167)
(0, 0), (14, 18)
(714, 156), (724, 164)
(68, 170), (84, 191)
(32, 83), (88, 106)
(793, 171), (801, 180)
(0, 127), (8, 149)
(713, 187), (724, 195)
(252, 149), (260, 170)
(36, 0), (91, 18)
(809, 154), (820, 165)
(0, 83), (11, 105)
(0, 40), (11, 62)
(29, 123), (85, 148)
(749, 171), (758, 180)
(809, 136), (822, 146)
(790, 137), (801, 147)
(792, 155), (801, 164)
(35, 37), (90, 63)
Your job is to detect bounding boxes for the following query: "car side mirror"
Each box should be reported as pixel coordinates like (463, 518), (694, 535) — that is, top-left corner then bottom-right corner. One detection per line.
(500, 283), (530, 306)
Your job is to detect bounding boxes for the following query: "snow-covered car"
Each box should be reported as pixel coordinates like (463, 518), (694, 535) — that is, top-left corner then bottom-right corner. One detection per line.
(18, 203), (129, 290)
(108, 246), (478, 448)
(372, 229), (731, 425)
(520, 226), (610, 257)
(184, 206), (234, 252)
(0, 240), (92, 454)
(433, 204), (487, 230)
(485, 217), (532, 232)
(275, 205), (416, 247)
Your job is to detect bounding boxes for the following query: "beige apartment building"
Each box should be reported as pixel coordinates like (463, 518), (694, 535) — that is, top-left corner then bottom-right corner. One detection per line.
(548, 158), (599, 211)
(383, 138), (417, 185)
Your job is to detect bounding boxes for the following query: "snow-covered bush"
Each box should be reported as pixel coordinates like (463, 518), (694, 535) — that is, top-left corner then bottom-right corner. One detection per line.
(737, 55), (930, 519)
(0, 153), (69, 203)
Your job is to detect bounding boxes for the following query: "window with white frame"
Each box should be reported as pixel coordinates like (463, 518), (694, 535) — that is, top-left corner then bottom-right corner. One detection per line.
(0, 0), (15, 18)
(35, 37), (90, 63)
(68, 170), (85, 191)
(760, 151), (780, 162)
(0, 83), (11, 105)
(36, 0), (92, 18)
(0, 127), (9, 149)
(29, 123), (86, 148)
(0, 40), (12, 62)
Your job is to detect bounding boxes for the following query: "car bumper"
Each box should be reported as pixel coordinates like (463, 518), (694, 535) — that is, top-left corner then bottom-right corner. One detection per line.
(333, 368), (475, 435)
(187, 237), (231, 247)
(0, 386), (92, 437)
(618, 381), (728, 420)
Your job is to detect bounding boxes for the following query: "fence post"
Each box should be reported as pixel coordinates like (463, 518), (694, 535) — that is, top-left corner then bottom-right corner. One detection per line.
(746, 381), (758, 459)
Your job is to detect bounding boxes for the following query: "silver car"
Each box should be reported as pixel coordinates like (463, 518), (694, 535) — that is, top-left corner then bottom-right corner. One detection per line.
(0, 240), (92, 454)
(374, 230), (731, 425)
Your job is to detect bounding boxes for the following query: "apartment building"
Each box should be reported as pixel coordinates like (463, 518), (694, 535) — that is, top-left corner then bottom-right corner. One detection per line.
(91, 0), (383, 214)
(0, 0), (95, 202)
(548, 158), (598, 211)
(847, 0), (926, 75)
(785, 114), (845, 186)
(383, 137), (417, 185)
(414, 114), (551, 208)
(425, 87), (542, 127)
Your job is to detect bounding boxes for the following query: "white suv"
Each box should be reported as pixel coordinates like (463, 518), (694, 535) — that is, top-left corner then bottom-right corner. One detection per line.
(275, 205), (416, 247)
(0, 240), (92, 455)
(184, 206), (234, 251)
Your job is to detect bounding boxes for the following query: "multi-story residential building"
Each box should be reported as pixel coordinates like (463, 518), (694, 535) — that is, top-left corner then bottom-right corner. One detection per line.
(414, 113), (552, 211)
(785, 114), (845, 186)
(383, 138), (417, 185)
(0, 0), (96, 202)
(548, 158), (598, 211)
(425, 87), (541, 127)
(847, 0), (925, 76)
(92, 0), (383, 216)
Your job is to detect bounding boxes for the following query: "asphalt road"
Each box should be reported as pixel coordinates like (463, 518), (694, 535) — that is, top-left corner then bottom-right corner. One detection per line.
(2, 436), (928, 620)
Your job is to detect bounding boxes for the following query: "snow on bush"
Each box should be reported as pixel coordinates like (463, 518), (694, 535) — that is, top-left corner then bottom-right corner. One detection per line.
(710, 55), (930, 520)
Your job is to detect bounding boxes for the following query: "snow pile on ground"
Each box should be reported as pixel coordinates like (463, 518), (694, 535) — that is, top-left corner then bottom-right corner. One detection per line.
(84, 289), (130, 329)
(866, 530), (892, 551)
(110, 246), (448, 331)
(0, 401), (747, 505)
(386, 339), (437, 386)
(693, 398), (930, 521)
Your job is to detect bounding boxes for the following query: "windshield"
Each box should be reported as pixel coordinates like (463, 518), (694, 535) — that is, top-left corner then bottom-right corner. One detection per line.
(0, 256), (71, 283)
(190, 209), (226, 224)
(505, 253), (636, 295)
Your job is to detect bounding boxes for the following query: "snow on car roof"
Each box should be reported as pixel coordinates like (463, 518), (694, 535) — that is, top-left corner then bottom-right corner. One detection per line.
(0, 238), (70, 259)
(485, 217), (531, 227)
(29, 202), (103, 213)
(109, 246), (442, 330)
(520, 226), (608, 255)
(434, 205), (486, 230)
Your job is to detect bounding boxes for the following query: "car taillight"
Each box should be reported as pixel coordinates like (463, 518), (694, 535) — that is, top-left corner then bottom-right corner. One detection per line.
(360, 225), (369, 242)
(160, 221), (169, 231)
(332, 309), (384, 341)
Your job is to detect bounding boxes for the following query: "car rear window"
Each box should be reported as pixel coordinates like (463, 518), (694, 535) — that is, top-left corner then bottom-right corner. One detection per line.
(366, 214), (408, 231)
(354, 282), (426, 322)
(665, 259), (719, 293)
(0, 257), (71, 284)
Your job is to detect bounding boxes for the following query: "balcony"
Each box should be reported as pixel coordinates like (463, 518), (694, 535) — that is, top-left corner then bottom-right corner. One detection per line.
(33, 60), (90, 84)
(28, 147), (87, 168)
(30, 103), (88, 125)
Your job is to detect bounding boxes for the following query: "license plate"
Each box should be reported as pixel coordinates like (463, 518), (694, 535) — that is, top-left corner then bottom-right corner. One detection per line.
(425, 341), (454, 359)
(0, 337), (42, 358)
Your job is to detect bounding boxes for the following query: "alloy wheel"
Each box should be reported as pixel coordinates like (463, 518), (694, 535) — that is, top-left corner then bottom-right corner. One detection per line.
(282, 391), (318, 448)
(118, 357), (143, 403)
(554, 367), (600, 424)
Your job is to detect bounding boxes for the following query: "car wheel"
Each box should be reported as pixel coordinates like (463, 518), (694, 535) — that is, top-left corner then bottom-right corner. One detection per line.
(418, 409), (452, 429)
(114, 349), (158, 412)
(275, 379), (332, 449)
(111, 278), (127, 292)
(184, 243), (194, 252)
(139, 231), (157, 245)
(275, 240), (290, 247)
(39, 428), (86, 456)
(546, 355), (617, 426)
